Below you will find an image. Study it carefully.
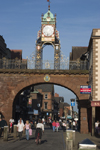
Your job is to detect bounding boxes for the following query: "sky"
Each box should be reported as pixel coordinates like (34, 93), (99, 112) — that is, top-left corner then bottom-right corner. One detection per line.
(0, 0), (100, 112)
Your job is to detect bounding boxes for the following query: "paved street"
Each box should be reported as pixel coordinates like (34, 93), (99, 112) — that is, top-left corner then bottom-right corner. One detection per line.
(0, 127), (65, 150)
(1, 126), (100, 150)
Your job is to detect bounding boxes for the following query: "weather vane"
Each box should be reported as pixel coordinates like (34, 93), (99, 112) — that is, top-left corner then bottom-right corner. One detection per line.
(47, 0), (50, 10)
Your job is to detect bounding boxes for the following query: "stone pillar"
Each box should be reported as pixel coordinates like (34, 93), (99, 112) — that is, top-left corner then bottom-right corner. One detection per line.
(73, 130), (75, 147)
(92, 107), (95, 136)
(66, 130), (73, 150)
(80, 108), (88, 134)
(3, 126), (8, 141)
(14, 125), (17, 138)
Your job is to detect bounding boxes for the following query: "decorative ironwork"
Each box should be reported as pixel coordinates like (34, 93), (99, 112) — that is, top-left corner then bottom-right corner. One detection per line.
(0, 57), (88, 70)
(0, 58), (27, 69)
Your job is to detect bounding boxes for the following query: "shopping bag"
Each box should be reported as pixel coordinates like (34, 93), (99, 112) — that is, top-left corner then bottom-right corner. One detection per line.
(29, 129), (32, 135)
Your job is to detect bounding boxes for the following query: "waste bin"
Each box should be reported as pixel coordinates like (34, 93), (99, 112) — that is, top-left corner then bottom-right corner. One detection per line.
(78, 138), (97, 150)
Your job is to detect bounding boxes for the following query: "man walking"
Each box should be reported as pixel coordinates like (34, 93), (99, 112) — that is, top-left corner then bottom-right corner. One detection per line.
(17, 118), (24, 140)
(1, 117), (7, 136)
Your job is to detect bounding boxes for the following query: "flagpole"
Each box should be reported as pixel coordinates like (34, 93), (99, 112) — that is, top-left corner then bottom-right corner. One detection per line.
(47, 0), (50, 10)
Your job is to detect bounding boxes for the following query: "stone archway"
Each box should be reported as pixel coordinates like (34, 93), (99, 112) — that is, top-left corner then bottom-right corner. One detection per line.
(0, 70), (89, 133)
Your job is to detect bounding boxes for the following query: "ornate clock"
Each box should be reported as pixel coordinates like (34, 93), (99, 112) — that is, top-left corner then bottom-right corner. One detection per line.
(43, 25), (54, 37)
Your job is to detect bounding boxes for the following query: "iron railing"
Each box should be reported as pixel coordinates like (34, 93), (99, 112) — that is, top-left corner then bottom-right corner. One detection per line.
(0, 58), (88, 70)
(0, 58), (27, 69)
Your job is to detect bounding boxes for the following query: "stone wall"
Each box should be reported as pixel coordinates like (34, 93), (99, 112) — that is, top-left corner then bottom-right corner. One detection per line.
(0, 69), (89, 133)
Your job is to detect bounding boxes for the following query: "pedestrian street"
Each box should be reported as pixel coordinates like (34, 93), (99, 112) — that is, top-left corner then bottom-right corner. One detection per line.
(0, 127), (65, 150)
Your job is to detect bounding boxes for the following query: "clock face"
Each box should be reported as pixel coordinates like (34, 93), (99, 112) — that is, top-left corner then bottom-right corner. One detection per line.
(43, 25), (54, 37)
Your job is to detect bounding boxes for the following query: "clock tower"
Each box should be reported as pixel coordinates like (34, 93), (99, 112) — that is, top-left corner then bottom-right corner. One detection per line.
(35, 3), (60, 69)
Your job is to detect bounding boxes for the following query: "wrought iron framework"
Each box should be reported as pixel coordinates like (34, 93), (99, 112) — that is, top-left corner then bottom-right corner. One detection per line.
(0, 57), (88, 70)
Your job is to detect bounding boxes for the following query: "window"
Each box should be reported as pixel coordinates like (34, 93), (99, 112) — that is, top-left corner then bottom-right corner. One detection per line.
(44, 102), (48, 109)
(44, 94), (48, 99)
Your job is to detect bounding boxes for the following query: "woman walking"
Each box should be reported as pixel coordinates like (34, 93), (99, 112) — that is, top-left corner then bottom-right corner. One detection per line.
(52, 120), (56, 132)
(24, 120), (31, 140)
(55, 121), (60, 132)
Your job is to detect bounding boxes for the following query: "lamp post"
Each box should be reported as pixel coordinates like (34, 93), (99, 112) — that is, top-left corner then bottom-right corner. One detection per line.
(70, 99), (75, 121)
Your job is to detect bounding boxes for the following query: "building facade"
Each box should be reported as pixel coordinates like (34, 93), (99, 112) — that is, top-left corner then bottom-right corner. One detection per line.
(88, 29), (100, 135)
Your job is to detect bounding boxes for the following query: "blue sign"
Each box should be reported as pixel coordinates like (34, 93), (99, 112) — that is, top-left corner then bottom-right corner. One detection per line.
(33, 109), (38, 115)
(71, 102), (75, 106)
(46, 113), (49, 116)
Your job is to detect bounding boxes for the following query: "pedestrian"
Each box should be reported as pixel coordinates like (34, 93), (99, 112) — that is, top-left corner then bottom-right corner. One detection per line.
(9, 118), (14, 133)
(24, 120), (31, 140)
(95, 120), (99, 135)
(17, 118), (24, 140)
(62, 121), (66, 132)
(73, 120), (76, 130)
(1, 117), (7, 136)
(18, 118), (24, 123)
(52, 120), (56, 132)
(55, 121), (60, 132)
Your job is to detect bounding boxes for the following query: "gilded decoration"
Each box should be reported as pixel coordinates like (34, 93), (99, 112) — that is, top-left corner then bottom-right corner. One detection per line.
(44, 74), (50, 82)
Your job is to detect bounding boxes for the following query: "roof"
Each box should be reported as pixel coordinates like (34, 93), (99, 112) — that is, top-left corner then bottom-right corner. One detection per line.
(64, 102), (70, 107)
(59, 102), (64, 108)
(43, 10), (55, 21)
(54, 96), (64, 103)
(70, 47), (88, 61)
(34, 84), (54, 93)
(54, 97), (60, 103)
(10, 50), (22, 60)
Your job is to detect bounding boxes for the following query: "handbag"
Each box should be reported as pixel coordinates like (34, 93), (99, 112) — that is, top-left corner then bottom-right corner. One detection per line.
(29, 129), (32, 136)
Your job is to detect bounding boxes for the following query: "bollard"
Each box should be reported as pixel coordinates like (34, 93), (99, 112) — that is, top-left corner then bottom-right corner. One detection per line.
(66, 130), (73, 141)
(66, 130), (73, 150)
(73, 130), (75, 147)
(14, 125), (17, 138)
(66, 138), (73, 150)
(3, 126), (8, 141)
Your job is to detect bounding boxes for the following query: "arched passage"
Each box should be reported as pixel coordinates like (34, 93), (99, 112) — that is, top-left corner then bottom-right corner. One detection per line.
(0, 71), (89, 133)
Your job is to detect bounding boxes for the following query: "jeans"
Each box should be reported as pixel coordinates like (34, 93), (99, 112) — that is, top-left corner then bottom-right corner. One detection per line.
(52, 126), (55, 132)
(26, 129), (29, 140)
(56, 127), (59, 132)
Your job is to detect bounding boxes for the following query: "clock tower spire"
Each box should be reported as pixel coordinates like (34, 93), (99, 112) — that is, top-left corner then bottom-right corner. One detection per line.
(35, 1), (61, 70)
(47, 0), (50, 11)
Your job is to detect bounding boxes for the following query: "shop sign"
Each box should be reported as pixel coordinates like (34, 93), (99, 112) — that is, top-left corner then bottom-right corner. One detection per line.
(33, 109), (38, 115)
(80, 86), (91, 94)
(67, 115), (72, 119)
(91, 101), (100, 107)
(28, 98), (32, 105)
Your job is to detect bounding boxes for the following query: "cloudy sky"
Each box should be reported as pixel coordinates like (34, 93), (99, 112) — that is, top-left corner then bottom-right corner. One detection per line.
(0, 0), (100, 112)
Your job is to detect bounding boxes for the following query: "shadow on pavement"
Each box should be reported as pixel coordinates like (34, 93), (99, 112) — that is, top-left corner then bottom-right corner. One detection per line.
(41, 140), (47, 144)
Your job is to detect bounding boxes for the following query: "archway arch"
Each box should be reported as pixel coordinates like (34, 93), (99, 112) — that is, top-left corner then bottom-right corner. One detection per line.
(0, 72), (89, 133)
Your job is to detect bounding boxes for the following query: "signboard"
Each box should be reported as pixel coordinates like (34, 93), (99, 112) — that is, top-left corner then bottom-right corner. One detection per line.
(33, 109), (38, 115)
(91, 101), (100, 107)
(71, 102), (75, 106)
(67, 115), (72, 119)
(80, 86), (91, 94)
(28, 98), (32, 105)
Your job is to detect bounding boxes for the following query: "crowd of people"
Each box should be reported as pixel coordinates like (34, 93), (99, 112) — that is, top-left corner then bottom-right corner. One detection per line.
(0, 116), (78, 143)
